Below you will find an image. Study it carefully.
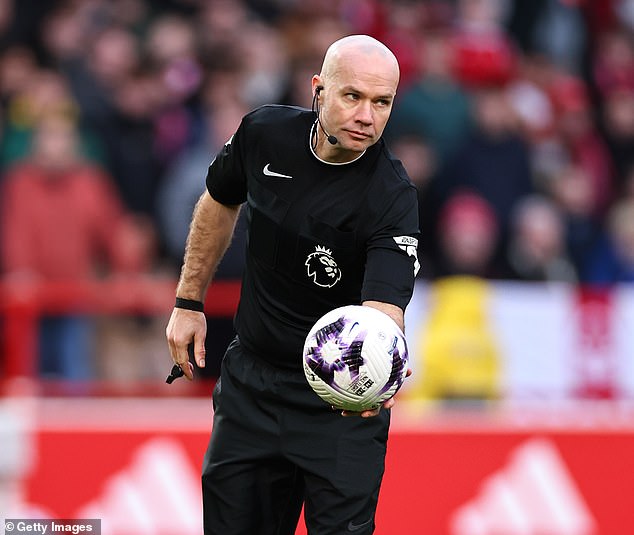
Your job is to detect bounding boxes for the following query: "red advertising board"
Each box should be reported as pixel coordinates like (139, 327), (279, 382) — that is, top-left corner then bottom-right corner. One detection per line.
(12, 399), (634, 534)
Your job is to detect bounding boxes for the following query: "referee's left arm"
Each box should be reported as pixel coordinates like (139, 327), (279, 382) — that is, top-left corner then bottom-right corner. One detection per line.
(166, 191), (241, 379)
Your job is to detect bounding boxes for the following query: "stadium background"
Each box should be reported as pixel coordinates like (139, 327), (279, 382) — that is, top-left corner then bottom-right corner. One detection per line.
(1, 0), (634, 533)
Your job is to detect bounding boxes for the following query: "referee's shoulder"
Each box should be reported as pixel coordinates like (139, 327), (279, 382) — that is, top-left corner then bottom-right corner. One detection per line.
(380, 142), (416, 190)
(242, 104), (310, 129)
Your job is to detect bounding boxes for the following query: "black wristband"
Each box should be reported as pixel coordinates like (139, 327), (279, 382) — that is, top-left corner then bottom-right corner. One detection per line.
(175, 297), (205, 312)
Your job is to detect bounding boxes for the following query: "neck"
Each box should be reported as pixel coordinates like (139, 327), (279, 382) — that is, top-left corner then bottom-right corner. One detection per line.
(310, 120), (366, 164)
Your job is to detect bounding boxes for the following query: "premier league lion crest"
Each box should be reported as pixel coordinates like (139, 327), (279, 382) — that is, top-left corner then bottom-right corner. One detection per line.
(305, 245), (342, 288)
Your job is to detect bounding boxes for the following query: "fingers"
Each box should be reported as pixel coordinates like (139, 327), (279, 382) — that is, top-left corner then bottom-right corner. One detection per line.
(341, 408), (381, 418)
(337, 406), (381, 418)
(337, 394), (399, 418)
(183, 360), (194, 381)
(382, 396), (396, 410)
(165, 308), (207, 381)
(166, 317), (190, 378)
(336, 366), (411, 417)
(193, 332), (206, 368)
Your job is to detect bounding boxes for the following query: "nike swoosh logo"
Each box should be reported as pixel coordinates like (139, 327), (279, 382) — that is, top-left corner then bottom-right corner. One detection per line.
(347, 517), (373, 532)
(263, 163), (293, 179)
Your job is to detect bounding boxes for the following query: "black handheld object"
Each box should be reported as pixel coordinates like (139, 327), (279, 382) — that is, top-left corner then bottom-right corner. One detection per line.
(166, 364), (185, 384)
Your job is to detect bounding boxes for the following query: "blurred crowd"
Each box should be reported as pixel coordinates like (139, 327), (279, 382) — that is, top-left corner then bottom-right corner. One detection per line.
(0, 0), (633, 382)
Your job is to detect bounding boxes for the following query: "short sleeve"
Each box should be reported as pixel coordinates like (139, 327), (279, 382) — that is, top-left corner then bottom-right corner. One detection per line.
(206, 120), (248, 205)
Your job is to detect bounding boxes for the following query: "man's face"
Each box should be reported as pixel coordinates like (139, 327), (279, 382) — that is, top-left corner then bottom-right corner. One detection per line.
(317, 52), (398, 155)
(33, 116), (78, 170)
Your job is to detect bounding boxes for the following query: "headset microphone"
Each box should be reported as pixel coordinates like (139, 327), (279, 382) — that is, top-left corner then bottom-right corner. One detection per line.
(323, 128), (338, 146)
(324, 130), (338, 146)
(314, 86), (338, 145)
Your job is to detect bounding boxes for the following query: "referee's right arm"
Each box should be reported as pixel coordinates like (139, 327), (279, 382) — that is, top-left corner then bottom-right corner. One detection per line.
(165, 191), (241, 379)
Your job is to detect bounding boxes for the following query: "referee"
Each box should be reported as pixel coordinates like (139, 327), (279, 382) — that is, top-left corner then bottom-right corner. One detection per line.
(166, 34), (420, 535)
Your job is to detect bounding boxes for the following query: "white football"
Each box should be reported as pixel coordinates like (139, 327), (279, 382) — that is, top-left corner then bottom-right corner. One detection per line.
(302, 305), (409, 411)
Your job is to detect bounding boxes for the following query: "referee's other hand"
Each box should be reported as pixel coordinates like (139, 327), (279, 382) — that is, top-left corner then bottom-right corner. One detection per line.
(165, 307), (207, 380)
(339, 368), (412, 417)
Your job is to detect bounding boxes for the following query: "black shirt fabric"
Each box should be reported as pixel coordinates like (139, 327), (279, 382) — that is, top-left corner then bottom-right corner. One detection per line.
(206, 105), (420, 369)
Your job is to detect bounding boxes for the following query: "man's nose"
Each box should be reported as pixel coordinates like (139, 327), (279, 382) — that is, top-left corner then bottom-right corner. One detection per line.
(355, 100), (373, 125)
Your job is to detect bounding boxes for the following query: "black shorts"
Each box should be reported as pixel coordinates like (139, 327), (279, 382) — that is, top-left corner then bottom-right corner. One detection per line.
(202, 337), (390, 535)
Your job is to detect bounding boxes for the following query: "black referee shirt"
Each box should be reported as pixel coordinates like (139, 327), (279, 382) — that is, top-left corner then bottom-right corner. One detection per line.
(206, 105), (419, 370)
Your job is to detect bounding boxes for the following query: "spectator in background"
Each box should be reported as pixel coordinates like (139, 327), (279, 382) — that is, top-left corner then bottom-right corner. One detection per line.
(439, 84), (534, 255)
(349, 0), (430, 88)
(549, 74), (615, 218)
(157, 101), (247, 270)
(235, 20), (290, 109)
(592, 28), (634, 100)
(144, 13), (203, 164)
(1, 62), (58, 164)
(504, 54), (557, 146)
(47, 18), (164, 217)
(503, 194), (578, 283)
(531, 0), (588, 75)
(434, 190), (500, 279)
(507, 0), (588, 76)
(386, 29), (471, 168)
(0, 45), (38, 109)
(109, 68), (168, 214)
(584, 198), (634, 284)
(277, 1), (350, 68)
(452, 0), (518, 88)
(57, 22), (140, 128)
(0, 112), (150, 379)
(616, 0), (634, 32)
(279, 56), (321, 108)
(1, 68), (104, 166)
(600, 87), (634, 189)
(196, 0), (251, 56)
(547, 163), (605, 280)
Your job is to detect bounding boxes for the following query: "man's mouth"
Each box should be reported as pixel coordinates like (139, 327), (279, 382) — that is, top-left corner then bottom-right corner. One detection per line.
(347, 130), (371, 140)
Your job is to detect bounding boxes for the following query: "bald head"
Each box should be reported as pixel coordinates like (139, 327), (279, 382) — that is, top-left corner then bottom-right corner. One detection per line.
(319, 35), (400, 88)
(311, 35), (400, 162)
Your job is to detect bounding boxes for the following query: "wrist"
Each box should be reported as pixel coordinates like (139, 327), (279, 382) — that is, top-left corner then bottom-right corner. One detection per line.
(174, 297), (205, 312)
